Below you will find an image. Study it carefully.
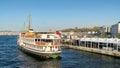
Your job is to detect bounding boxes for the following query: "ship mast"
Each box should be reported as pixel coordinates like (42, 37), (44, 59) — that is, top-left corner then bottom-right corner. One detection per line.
(28, 13), (31, 31)
(24, 22), (26, 31)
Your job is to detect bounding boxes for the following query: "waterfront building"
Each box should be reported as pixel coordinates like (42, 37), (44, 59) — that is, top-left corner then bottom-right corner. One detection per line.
(62, 38), (120, 57)
(111, 22), (120, 37)
(79, 38), (120, 52)
(100, 26), (111, 37)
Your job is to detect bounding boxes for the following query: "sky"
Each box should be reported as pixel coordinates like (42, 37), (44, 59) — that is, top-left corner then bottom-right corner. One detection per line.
(0, 0), (120, 31)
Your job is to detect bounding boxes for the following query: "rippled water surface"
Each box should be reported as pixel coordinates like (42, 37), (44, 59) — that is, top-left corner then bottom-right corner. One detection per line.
(0, 36), (120, 68)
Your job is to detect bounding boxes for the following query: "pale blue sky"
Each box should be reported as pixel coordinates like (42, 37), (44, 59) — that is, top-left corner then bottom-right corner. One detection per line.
(0, 0), (120, 31)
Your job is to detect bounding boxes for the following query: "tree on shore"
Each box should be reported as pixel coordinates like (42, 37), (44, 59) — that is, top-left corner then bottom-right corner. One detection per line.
(60, 26), (100, 33)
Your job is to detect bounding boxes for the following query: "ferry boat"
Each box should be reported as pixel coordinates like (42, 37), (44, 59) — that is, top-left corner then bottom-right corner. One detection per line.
(17, 14), (61, 59)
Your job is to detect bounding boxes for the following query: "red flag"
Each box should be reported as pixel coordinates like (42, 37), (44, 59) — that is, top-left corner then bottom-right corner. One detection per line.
(56, 31), (61, 35)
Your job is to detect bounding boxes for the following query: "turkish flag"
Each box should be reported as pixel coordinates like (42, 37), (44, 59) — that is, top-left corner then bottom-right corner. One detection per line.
(56, 31), (61, 35)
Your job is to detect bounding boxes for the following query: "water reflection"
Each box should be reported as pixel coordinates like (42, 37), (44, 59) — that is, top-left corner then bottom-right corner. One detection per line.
(61, 49), (120, 68)
(17, 51), (61, 68)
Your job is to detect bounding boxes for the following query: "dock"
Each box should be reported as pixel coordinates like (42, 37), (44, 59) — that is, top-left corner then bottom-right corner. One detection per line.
(62, 38), (120, 57)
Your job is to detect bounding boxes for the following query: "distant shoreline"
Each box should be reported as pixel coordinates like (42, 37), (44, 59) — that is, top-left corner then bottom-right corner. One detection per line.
(0, 31), (19, 35)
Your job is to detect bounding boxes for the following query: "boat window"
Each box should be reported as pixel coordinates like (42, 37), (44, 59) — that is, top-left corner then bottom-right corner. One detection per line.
(38, 39), (40, 41)
(39, 46), (43, 49)
(35, 39), (37, 42)
(47, 35), (50, 38)
(46, 40), (49, 42)
(41, 39), (53, 42)
(41, 39), (45, 42)
(46, 39), (53, 42)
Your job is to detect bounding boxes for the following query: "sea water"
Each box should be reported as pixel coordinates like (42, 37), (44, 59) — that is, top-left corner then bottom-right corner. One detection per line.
(0, 36), (120, 68)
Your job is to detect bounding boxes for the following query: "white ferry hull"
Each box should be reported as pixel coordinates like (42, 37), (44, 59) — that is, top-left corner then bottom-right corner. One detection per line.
(18, 44), (61, 59)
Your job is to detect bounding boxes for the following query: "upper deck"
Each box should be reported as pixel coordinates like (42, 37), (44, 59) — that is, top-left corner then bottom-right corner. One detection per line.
(19, 31), (60, 39)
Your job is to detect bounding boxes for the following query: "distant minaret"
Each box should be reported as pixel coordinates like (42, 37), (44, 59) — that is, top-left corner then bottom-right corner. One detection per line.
(28, 13), (31, 31)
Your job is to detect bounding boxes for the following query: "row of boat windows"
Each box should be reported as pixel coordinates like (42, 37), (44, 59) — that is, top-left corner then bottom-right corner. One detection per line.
(35, 39), (59, 42)
(27, 44), (43, 49)
(24, 39), (34, 42)
(26, 43), (61, 51)
(35, 39), (53, 42)
(24, 38), (60, 43)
